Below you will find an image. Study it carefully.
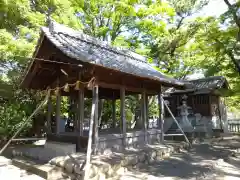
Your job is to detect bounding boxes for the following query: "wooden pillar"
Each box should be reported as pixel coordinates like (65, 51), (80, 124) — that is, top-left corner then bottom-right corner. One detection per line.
(209, 95), (212, 116)
(160, 93), (164, 142)
(112, 99), (116, 128)
(47, 95), (52, 133)
(157, 95), (161, 128)
(56, 90), (61, 134)
(142, 90), (147, 142)
(120, 87), (126, 146)
(158, 91), (164, 142)
(94, 85), (99, 154)
(68, 96), (75, 131)
(78, 88), (84, 136)
(146, 96), (149, 129)
(72, 97), (78, 132)
(141, 94), (144, 127)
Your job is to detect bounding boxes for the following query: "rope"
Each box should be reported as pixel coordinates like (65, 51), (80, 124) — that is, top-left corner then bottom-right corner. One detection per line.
(11, 56), (86, 68)
(45, 77), (95, 91)
(0, 89), (51, 155)
(0, 74), (95, 154)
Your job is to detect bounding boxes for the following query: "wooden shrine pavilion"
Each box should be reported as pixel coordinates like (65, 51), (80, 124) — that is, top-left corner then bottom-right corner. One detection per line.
(163, 76), (229, 136)
(21, 20), (186, 153)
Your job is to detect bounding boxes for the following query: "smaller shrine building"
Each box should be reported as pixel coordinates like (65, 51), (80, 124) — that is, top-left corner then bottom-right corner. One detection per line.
(163, 76), (229, 136)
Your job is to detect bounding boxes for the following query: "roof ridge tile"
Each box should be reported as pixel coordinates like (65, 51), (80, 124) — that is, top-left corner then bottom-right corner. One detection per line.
(48, 20), (148, 63)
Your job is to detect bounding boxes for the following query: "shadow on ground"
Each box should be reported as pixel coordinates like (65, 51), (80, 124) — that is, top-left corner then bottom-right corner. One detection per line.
(129, 140), (240, 179)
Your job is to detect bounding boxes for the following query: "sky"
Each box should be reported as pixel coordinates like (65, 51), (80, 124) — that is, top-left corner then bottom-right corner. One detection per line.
(187, 0), (231, 80)
(199, 0), (229, 17)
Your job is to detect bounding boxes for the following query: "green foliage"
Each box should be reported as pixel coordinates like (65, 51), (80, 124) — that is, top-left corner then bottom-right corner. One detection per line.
(1, 0), (240, 139)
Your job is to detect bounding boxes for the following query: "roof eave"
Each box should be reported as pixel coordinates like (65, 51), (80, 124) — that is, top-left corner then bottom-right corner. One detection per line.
(20, 31), (45, 88)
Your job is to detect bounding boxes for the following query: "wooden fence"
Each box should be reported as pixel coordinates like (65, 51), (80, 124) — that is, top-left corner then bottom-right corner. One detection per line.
(228, 120), (240, 133)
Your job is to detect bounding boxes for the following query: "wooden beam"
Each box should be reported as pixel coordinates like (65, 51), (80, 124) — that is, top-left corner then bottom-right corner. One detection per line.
(26, 62), (41, 87)
(209, 95), (212, 115)
(97, 81), (158, 94)
(94, 85), (99, 154)
(47, 95), (52, 133)
(140, 95), (144, 128)
(146, 96), (149, 129)
(112, 99), (116, 128)
(56, 90), (61, 134)
(120, 87), (126, 146)
(142, 90), (147, 143)
(160, 93), (164, 142)
(78, 87), (84, 136)
(158, 91), (164, 142)
(72, 97), (78, 133)
(49, 70), (66, 88)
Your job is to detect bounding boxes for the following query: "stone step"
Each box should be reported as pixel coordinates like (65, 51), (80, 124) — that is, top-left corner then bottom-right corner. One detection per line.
(12, 157), (75, 180)
(12, 147), (69, 162)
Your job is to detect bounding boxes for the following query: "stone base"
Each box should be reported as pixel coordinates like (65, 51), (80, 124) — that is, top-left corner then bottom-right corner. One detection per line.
(98, 129), (162, 153)
(193, 132), (206, 138)
(12, 141), (189, 180)
(49, 141), (189, 179)
(45, 141), (76, 155)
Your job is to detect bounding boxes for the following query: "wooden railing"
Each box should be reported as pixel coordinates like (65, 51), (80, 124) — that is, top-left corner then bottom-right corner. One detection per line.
(228, 120), (240, 133)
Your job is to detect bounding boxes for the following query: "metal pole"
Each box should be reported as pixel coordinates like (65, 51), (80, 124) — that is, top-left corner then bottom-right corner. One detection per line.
(94, 85), (99, 154)
(84, 86), (97, 180)
(160, 95), (191, 145)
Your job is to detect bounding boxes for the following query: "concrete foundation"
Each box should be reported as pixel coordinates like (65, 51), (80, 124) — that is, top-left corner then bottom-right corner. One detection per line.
(44, 141), (76, 155)
(98, 129), (162, 153)
(46, 129), (163, 154)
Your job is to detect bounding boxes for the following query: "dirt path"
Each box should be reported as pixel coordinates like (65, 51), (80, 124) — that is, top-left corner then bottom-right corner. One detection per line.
(113, 136), (240, 180)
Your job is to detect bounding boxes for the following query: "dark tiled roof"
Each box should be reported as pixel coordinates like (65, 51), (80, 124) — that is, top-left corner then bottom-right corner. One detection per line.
(189, 76), (228, 89)
(164, 76), (229, 95)
(40, 20), (184, 86)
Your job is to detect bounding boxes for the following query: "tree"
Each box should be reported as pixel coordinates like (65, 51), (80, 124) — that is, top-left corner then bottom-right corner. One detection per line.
(183, 6), (240, 110)
(0, 0), (81, 139)
(139, 0), (209, 78)
(222, 0), (240, 73)
(1, 0), (240, 137)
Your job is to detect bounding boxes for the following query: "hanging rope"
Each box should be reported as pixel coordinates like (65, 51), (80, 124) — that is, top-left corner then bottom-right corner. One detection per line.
(0, 89), (51, 155)
(0, 75), (96, 154)
(39, 77), (96, 94)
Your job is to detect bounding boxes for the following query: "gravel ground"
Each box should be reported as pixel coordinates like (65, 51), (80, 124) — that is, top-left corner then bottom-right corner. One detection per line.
(112, 136), (240, 180)
(0, 156), (44, 180)
(2, 135), (240, 180)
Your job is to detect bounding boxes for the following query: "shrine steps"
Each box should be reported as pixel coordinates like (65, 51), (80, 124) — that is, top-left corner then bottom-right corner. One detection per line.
(12, 157), (70, 180)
